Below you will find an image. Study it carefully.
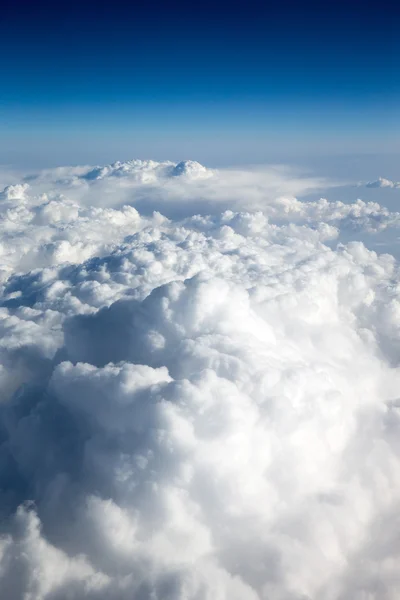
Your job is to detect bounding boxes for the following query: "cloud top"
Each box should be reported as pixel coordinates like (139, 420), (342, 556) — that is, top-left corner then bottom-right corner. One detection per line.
(0, 159), (400, 599)
(364, 177), (400, 189)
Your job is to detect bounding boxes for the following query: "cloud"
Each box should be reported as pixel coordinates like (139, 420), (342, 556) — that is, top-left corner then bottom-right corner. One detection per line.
(364, 177), (400, 189)
(0, 159), (400, 598)
(0, 159), (398, 280)
(21, 160), (332, 216)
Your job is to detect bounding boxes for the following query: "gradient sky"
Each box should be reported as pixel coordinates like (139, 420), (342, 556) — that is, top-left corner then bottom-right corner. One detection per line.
(0, 0), (398, 167)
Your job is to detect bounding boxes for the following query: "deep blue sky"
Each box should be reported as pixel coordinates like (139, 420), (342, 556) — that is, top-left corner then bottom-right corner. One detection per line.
(0, 0), (398, 167)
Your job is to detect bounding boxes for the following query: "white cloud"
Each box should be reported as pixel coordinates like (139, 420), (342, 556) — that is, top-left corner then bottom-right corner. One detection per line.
(0, 159), (400, 598)
(364, 177), (400, 189)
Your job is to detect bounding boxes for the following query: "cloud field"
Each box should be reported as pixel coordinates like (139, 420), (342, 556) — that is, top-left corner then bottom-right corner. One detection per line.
(0, 160), (400, 599)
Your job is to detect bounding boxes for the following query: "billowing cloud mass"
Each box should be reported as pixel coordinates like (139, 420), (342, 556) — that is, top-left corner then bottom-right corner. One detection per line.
(0, 159), (400, 599)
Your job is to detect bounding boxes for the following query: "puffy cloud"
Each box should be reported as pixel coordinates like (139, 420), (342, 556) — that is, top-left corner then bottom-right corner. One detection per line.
(20, 160), (331, 216)
(0, 159), (400, 598)
(0, 183), (30, 202)
(364, 177), (400, 189)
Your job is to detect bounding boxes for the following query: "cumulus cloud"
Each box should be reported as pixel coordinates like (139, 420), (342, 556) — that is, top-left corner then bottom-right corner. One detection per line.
(21, 159), (332, 215)
(0, 159), (400, 599)
(364, 177), (400, 189)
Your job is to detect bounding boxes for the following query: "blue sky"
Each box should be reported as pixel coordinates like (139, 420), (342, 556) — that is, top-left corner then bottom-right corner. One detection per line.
(0, 0), (398, 167)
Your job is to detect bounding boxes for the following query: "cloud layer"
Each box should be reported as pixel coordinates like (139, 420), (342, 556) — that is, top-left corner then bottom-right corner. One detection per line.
(0, 160), (400, 599)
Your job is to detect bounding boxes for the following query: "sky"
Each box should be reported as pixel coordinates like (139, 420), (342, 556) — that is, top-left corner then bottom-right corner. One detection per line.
(0, 0), (398, 167)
